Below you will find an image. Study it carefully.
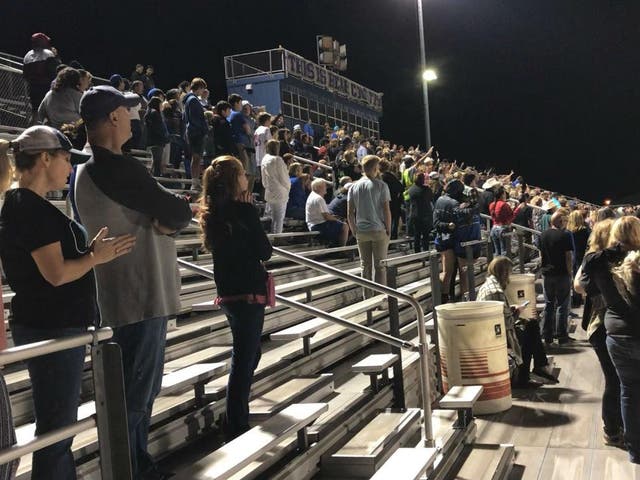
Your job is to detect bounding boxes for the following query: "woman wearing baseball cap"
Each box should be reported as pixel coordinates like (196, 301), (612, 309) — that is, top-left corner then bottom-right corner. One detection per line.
(0, 126), (136, 479)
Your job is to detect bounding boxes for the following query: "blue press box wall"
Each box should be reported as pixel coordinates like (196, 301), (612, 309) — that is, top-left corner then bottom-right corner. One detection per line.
(226, 74), (381, 140)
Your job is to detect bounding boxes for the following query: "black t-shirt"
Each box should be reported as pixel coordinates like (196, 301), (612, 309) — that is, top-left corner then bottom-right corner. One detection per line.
(513, 204), (532, 228)
(0, 189), (99, 328)
(540, 227), (574, 276)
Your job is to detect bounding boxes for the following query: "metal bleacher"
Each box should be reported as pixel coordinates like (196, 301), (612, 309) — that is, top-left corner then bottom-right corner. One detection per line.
(0, 127), (538, 479)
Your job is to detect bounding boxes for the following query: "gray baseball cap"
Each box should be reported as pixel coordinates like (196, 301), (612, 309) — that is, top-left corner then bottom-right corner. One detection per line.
(80, 85), (140, 122)
(13, 125), (90, 165)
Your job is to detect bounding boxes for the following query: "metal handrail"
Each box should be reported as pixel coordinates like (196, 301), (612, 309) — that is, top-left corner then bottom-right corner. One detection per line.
(175, 259), (417, 353)
(292, 154), (333, 171)
(176, 251), (435, 446)
(0, 327), (130, 477)
(0, 417), (95, 465)
(0, 327), (112, 366)
(270, 247), (434, 446)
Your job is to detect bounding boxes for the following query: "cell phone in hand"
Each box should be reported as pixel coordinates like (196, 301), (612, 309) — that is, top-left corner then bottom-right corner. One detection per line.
(519, 300), (530, 309)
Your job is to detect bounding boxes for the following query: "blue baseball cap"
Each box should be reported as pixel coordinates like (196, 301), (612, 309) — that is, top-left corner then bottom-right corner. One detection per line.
(147, 88), (165, 99)
(80, 86), (140, 122)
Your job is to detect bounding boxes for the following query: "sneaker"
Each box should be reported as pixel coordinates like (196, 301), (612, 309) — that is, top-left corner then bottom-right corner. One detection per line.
(603, 429), (625, 448)
(532, 366), (559, 383)
(512, 379), (543, 389)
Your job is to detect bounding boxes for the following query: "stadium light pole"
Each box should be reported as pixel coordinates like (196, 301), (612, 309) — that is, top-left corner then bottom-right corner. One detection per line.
(416, 0), (432, 149)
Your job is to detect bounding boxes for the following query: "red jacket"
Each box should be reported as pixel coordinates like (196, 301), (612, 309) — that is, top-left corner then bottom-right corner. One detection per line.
(489, 200), (514, 225)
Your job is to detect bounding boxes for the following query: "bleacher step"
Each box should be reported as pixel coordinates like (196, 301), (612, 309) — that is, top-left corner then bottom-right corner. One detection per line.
(370, 447), (437, 480)
(447, 443), (514, 480)
(323, 408), (422, 478)
(249, 374), (334, 421)
(174, 403), (328, 480)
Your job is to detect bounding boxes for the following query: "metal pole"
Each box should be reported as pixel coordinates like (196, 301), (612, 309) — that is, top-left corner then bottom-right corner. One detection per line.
(92, 342), (133, 480)
(518, 231), (526, 274)
(428, 251), (443, 393)
(385, 265), (406, 410)
(465, 245), (476, 301)
(416, 0), (432, 148)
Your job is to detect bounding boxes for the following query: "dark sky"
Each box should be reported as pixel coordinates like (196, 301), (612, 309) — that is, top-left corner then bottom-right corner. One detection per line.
(3, 0), (639, 203)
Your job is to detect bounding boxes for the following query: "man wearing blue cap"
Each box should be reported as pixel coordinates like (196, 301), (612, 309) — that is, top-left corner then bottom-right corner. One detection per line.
(71, 86), (192, 479)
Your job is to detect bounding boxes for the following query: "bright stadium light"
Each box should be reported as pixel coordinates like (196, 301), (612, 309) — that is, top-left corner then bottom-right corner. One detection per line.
(422, 69), (438, 82)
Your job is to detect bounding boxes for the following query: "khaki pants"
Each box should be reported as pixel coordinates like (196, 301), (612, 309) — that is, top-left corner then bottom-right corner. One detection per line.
(356, 230), (390, 298)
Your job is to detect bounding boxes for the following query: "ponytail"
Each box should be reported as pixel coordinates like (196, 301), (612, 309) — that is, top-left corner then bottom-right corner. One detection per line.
(0, 140), (14, 195)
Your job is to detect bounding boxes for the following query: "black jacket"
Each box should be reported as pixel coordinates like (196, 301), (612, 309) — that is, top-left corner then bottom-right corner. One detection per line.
(580, 245), (640, 338)
(207, 201), (273, 297)
(144, 108), (169, 147)
(211, 114), (238, 156)
(382, 171), (404, 215)
(408, 184), (433, 223)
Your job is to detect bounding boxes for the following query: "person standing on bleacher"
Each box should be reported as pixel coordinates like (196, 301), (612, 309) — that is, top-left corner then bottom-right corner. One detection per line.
(71, 86), (192, 480)
(0, 126), (135, 480)
(199, 156), (273, 441)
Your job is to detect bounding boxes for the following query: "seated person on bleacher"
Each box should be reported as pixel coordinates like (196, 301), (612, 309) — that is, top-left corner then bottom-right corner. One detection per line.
(477, 256), (557, 388)
(306, 179), (348, 247)
(328, 177), (352, 220)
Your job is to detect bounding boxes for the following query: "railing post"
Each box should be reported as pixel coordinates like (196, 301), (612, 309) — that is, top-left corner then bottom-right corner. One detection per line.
(465, 244), (476, 301)
(504, 233), (513, 259)
(92, 342), (132, 480)
(428, 251), (443, 394)
(518, 231), (526, 274)
(486, 237), (494, 264)
(385, 265), (406, 411)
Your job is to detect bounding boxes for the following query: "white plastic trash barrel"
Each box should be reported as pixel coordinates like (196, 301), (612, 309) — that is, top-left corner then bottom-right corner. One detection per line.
(435, 301), (512, 414)
(505, 273), (537, 320)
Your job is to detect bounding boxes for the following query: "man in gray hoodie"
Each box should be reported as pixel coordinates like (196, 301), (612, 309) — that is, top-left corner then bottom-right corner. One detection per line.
(72, 86), (192, 479)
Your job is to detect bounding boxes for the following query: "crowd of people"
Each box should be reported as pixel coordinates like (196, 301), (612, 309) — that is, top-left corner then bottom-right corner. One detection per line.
(1, 30), (639, 479)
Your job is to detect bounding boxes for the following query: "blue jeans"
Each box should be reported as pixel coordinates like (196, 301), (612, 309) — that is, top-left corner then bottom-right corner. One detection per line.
(111, 317), (168, 477)
(221, 302), (265, 439)
(542, 274), (571, 341)
(491, 225), (507, 256)
(606, 335), (640, 463)
(590, 326), (622, 436)
(11, 324), (87, 480)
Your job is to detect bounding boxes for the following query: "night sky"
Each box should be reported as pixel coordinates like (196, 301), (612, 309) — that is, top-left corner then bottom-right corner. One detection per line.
(3, 0), (639, 203)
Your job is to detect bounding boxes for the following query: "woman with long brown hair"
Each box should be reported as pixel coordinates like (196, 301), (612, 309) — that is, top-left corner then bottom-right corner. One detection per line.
(199, 155), (272, 440)
(575, 218), (623, 447)
(578, 216), (640, 461)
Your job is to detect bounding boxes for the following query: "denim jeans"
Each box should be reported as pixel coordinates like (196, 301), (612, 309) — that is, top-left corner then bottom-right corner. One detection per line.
(589, 326), (622, 436)
(221, 302), (265, 439)
(111, 317), (168, 477)
(491, 225), (507, 256)
(542, 274), (571, 341)
(606, 334), (640, 463)
(11, 324), (87, 480)
(356, 230), (390, 298)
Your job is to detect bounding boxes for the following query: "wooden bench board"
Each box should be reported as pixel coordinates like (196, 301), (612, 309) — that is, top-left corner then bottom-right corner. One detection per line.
(270, 295), (385, 341)
(161, 363), (226, 396)
(352, 354), (399, 373)
(175, 403), (328, 480)
(370, 447), (438, 480)
(439, 385), (484, 409)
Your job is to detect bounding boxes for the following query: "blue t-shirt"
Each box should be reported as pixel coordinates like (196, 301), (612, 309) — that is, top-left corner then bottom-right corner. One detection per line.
(228, 110), (247, 144)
